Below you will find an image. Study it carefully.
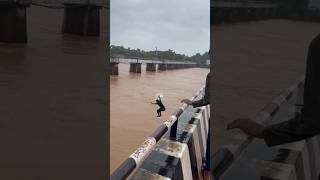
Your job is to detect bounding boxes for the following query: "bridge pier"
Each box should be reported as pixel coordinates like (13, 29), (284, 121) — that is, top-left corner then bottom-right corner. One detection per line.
(241, 8), (250, 21)
(62, 4), (100, 36)
(158, 63), (167, 71)
(213, 7), (225, 24)
(110, 62), (119, 75)
(129, 63), (141, 73)
(0, 3), (30, 43)
(146, 63), (156, 72)
(167, 64), (173, 70)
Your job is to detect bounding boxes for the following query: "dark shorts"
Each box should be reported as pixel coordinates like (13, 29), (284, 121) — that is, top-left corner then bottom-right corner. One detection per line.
(157, 107), (165, 112)
(263, 114), (320, 147)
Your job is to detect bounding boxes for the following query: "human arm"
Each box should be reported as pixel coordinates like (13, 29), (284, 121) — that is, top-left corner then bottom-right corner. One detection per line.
(227, 118), (264, 138)
(227, 115), (320, 147)
(191, 73), (210, 107)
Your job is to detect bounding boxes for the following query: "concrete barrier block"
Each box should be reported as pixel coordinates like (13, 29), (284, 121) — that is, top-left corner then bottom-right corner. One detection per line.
(193, 113), (207, 152)
(155, 139), (193, 180)
(196, 110), (208, 138)
(306, 137), (320, 179)
(134, 150), (183, 180)
(260, 161), (297, 180)
(178, 123), (203, 179)
(189, 117), (206, 159)
(130, 168), (171, 180)
(0, 4), (28, 42)
(276, 140), (311, 180)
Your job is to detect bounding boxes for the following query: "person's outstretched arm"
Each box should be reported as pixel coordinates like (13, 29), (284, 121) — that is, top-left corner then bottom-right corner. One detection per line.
(227, 118), (264, 138)
(227, 115), (320, 147)
(181, 73), (210, 107)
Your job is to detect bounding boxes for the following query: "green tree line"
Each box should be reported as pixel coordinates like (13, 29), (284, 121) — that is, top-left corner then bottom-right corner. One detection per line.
(110, 45), (209, 65)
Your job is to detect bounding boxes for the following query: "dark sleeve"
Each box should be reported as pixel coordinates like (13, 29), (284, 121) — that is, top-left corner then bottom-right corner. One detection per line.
(262, 114), (320, 147)
(192, 74), (210, 108)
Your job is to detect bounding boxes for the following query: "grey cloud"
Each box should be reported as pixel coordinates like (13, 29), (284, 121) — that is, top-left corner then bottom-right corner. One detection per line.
(111, 0), (210, 56)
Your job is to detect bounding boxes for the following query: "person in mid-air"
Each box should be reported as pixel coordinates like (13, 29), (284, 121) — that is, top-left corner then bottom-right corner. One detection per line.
(151, 96), (166, 117)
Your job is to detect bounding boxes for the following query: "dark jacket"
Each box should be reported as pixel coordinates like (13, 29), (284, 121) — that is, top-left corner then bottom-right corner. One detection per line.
(303, 33), (320, 117)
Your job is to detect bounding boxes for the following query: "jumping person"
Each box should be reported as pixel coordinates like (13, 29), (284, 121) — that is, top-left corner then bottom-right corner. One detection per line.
(151, 96), (166, 117)
(227, 33), (320, 171)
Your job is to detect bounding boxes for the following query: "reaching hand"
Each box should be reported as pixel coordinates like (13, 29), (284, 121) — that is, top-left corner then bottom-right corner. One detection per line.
(227, 118), (251, 130)
(181, 99), (192, 105)
(227, 118), (264, 138)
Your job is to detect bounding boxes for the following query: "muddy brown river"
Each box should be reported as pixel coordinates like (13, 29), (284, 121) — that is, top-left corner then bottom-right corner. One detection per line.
(110, 64), (209, 173)
(0, 5), (107, 179)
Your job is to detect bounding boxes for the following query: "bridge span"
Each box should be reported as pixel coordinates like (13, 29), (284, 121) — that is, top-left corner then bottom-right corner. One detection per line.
(109, 57), (199, 75)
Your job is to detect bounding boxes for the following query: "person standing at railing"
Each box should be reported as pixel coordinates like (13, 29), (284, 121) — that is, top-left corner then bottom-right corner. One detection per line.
(181, 71), (211, 180)
(227, 33), (320, 164)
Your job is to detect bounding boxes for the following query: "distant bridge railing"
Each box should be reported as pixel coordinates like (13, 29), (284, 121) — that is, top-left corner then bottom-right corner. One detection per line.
(110, 56), (197, 65)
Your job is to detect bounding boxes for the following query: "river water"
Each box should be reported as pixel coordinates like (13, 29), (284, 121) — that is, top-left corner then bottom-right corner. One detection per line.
(0, 5), (107, 179)
(110, 63), (209, 172)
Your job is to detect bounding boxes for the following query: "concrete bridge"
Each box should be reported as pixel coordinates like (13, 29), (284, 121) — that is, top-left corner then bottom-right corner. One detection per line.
(111, 87), (210, 180)
(0, 0), (107, 42)
(211, 0), (278, 24)
(109, 57), (199, 75)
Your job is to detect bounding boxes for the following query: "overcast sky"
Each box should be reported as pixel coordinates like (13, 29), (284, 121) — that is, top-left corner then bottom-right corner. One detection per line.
(110, 0), (209, 57)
